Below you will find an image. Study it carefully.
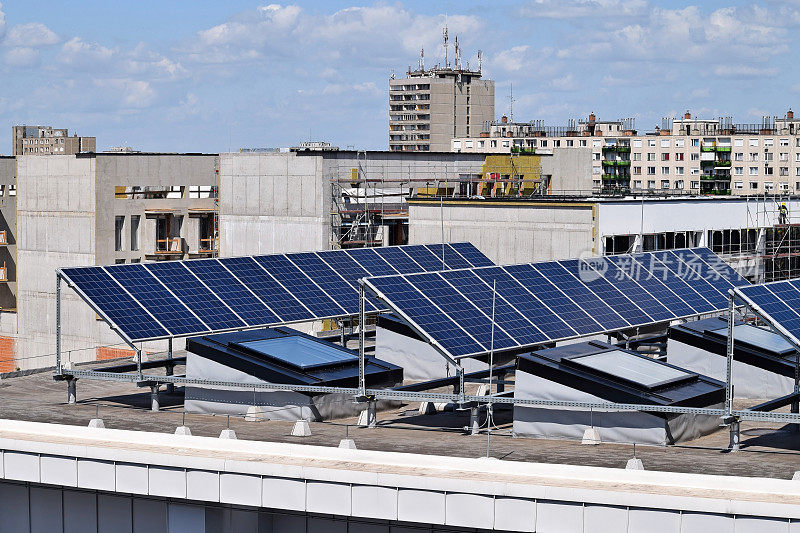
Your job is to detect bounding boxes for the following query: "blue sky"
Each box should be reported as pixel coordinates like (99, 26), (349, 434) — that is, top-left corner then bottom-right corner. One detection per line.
(1, 0), (799, 153)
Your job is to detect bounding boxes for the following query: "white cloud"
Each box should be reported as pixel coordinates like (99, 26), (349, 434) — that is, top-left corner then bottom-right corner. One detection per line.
(94, 79), (156, 108)
(0, 2), (6, 41)
(689, 88), (711, 99)
(492, 46), (530, 72)
(713, 65), (779, 78)
(550, 73), (577, 91)
(4, 22), (59, 47)
(4, 46), (38, 67)
(58, 37), (116, 68)
(520, 0), (648, 19)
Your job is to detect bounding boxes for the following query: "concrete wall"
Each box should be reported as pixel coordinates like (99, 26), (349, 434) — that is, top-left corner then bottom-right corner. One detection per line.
(0, 157), (17, 312)
(219, 153), (328, 257)
(408, 200), (595, 264)
(15, 156), (96, 370)
(94, 154), (218, 264)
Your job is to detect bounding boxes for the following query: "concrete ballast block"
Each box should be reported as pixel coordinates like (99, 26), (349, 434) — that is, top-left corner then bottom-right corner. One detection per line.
(338, 439), (357, 449)
(245, 405), (263, 422)
(581, 427), (601, 445)
(219, 429), (237, 439)
(291, 420), (311, 437)
(626, 458), (645, 470)
(793, 471), (800, 481)
(88, 419), (105, 429)
(174, 426), (192, 436)
(418, 402), (437, 415)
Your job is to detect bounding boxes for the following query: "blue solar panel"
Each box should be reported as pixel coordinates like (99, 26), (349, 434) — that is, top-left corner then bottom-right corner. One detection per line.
(368, 274), (486, 356)
(183, 259), (281, 327)
(372, 247), (426, 273)
(287, 253), (360, 314)
(62, 267), (169, 340)
(107, 264), (209, 336)
(62, 242), (494, 342)
(221, 257), (314, 323)
(254, 255), (347, 318)
(629, 253), (716, 314)
(345, 248), (400, 277)
(424, 244), (473, 270)
(685, 247), (749, 288)
(445, 268), (551, 345)
(736, 283), (800, 345)
(145, 262), (246, 331)
(449, 242), (495, 267)
(364, 247), (742, 359)
(503, 264), (601, 336)
(532, 261), (630, 331)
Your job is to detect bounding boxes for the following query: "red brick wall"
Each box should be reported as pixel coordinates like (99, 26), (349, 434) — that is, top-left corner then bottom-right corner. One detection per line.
(0, 336), (16, 373)
(96, 346), (136, 361)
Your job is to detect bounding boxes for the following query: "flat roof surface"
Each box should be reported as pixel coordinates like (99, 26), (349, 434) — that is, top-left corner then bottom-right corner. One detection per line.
(3, 360), (800, 480)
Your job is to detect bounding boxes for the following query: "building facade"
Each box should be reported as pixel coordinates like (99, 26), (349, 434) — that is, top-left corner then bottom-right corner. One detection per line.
(452, 111), (800, 196)
(389, 68), (494, 152)
(12, 125), (96, 156)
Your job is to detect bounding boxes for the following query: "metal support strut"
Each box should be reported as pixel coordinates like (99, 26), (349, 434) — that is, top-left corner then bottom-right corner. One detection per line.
(725, 293), (740, 452)
(67, 377), (77, 405)
(56, 274), (62, 375)
(165, 338), (174, 395)
(358, 282), (366, 397)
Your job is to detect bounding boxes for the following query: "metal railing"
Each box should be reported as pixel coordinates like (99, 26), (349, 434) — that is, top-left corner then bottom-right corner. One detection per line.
(198, 237), (218, 254)
(155, 238), (182, 254)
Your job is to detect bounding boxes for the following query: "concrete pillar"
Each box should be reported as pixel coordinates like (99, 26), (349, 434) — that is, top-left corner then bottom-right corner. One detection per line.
(67, 378), (77, 405)
(358, 401), (377, 428)
(150, 384), (160, 412)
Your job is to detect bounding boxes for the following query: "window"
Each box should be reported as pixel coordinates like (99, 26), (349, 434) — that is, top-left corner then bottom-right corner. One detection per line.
(750, 182), (758, 189)
(580, 140), (587, 147)
(691, 168), (700, 175)
(750, 152), (758, 161)
(661, 153), (670, 161)
(749, 139), (759, 147)
(734, 152), (743, 161)
(633, 166), (642, 175)
(647, 180), (656, 189)
(189, 185), (218, 199)
(780, 182), (789, 191)
(566, 140), (573, 147)
(691, 139), (700, 147)
(676, 139), (685, 148)
(749, 167), (758, 175)
(734, 181), (743, 190)
(734, 167), (743, 175)
(632, 152), (641, 161)
(592, 166), (602, 175)
(765, 166), (774, 175)
(765, 152), (774, 162)
(648, 140), (656, 147)
(691, 181), (700, 189)
(633, 140), (642, 148)
(675, 153), (684, 161)
(593, 152), (601, 160)
(130, 215), (140, 251)
(115, 216), (124, 252)
(676, 166), (684, 175)
(633, 180), (642, 188)
(661, 166), (669, 175)
(647, 153), (655, 161)
(781, 167), (789, 176)
(8, 186), (15, 197)
(675, 180), (684, 189)
(765, 182), (774, 191)
(661, 140), (670, 148)
(734, 139), (744, 147)
(593, 140), (602, 147)
(780, 138), (789, 146)
(765, 138), (774, 147)
(661, 180), (670, 189)
(691, 153), (699, 161)
(647, 166), (656, 175)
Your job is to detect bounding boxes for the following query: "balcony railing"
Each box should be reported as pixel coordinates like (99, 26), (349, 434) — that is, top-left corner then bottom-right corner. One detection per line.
(715, 146), (732, 152)
(198, 237), (218, 254)
(155, 238), (182, 254)
(0, 262), (7, 282)
(0, 231), (8, 245)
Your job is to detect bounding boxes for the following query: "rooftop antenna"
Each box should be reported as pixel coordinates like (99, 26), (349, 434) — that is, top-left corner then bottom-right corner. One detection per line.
(509, 83), (514, 123)
(443, 23), (449, 68)
(477, 50), (483, 73)
(419, 47), (425, 71)
(454, 35), (461, 69)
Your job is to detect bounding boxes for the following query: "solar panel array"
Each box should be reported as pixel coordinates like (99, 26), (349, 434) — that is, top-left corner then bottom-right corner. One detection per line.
(365, 248), (749, 358)
(734, 279), (800, 347)
(60, 242), (494, 342)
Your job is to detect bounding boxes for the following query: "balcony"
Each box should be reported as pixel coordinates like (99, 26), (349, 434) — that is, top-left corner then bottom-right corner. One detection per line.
(715, 146), (732, 152)
(700, 146), (716, 152)
(0, 231), (8, 245)
(0, 262), (7, 282)
(197, 237), (218, 255)
(602, 146), (631, 153)
(155, 238), (183, 255)
(715, 160), (732, 167)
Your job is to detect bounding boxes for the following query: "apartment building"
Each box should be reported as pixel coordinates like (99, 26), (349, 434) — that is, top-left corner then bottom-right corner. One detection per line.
(12, 125), (96, 155)
(389, 67), (494, 152)
(0, 153), (219, 372)
(452, 110), (800, 196)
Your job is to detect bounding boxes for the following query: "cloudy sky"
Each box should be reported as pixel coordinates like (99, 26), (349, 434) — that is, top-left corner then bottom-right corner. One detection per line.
(1, 0), (799, 153)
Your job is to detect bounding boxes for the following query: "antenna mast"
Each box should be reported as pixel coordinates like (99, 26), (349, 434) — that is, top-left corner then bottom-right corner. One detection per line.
(478, 50), (482, 73)
(443, 24), (449, 68)
(509, 83), (514, 123)
(454, 36), (461, 69)
(419, 47), (424, 71)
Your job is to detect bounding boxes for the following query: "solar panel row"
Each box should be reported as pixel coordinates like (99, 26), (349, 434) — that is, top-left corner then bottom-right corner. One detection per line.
(365, 248), (749, 358)
(61, 243), (494, 342)
(735, 278), (800, 347)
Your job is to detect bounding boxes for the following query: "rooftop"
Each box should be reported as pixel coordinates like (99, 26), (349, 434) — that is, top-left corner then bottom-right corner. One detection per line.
(3, 360), (800, 481)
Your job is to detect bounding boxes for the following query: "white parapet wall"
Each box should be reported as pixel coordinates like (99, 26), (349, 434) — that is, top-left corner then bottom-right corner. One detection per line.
(1, 419), (800, 532)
